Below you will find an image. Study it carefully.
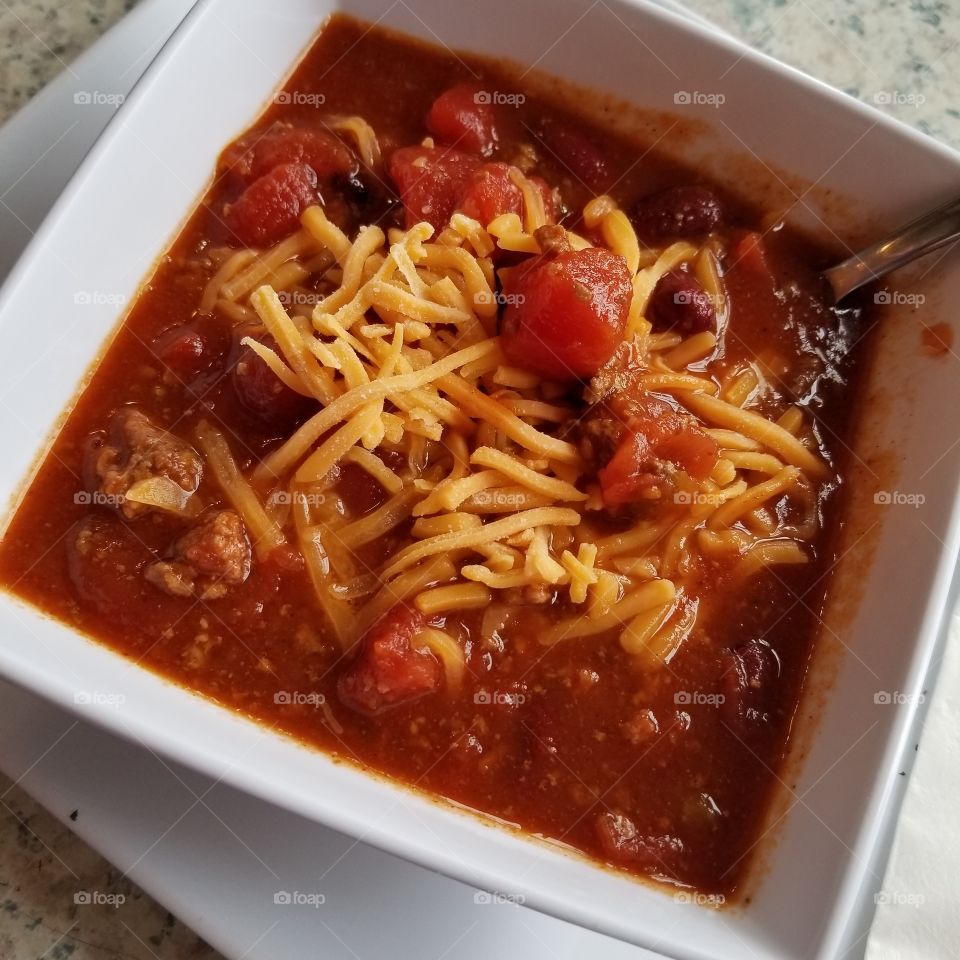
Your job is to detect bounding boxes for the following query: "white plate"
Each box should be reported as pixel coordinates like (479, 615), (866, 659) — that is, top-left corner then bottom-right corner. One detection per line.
(1, 1), (958, 958)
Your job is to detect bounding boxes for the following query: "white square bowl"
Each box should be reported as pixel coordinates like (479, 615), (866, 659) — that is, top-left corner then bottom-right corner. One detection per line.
(1, 2), (959, 958)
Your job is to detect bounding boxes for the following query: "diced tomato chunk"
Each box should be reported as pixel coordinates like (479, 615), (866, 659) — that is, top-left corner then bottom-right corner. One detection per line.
(598, 395), (718, 506)
(458, 165), (556, 226)
(458, 162), (523, 225)
(389, 146), (482, 231)
(539, 121), (610, 190)
(427, 82), (498, 156)
(389, 148), (554, 234)
(599, 431), (663, 505)
(729, 231), (773, 282)
(250, 127), (358, 181)
(656, 428), (720, 481)
(225, 163), (319, 247)
(724, 232), (784, 336)
(500, 247), (633, 380)
(221, 126), (357, 189)
(338, 605), (441, 715)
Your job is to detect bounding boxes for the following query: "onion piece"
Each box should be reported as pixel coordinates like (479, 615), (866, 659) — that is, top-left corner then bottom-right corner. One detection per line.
(328, 573), (380, 601)
(124, 477), (202, 518)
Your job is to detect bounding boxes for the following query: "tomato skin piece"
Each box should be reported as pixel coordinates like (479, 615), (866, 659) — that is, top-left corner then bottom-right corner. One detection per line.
(595, 811), (686, 876)
(225, 162), (319, 247)
(250, 127), (358, 181)
(389, 145), (482, 231)
(338, 605), (440, 716)
(729, 231), (775, 284)
(500, 248), (633, 380)
(427, 83), (498, 156)
(720, 640), (779, 736)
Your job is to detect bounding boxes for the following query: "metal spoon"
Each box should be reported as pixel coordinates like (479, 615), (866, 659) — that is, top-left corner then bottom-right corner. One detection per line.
(823, 195), (960, 302)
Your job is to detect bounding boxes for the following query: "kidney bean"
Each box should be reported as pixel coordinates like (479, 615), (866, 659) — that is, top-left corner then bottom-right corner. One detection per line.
(647, 269), (716, 335)
(632, 185), (723, 244)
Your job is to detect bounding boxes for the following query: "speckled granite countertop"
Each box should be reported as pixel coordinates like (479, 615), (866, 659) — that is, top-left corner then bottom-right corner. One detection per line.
(0, 1), (958, 958)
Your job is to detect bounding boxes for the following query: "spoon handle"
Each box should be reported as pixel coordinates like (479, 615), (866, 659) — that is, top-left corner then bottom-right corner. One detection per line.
(824, 196), (960, 302)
